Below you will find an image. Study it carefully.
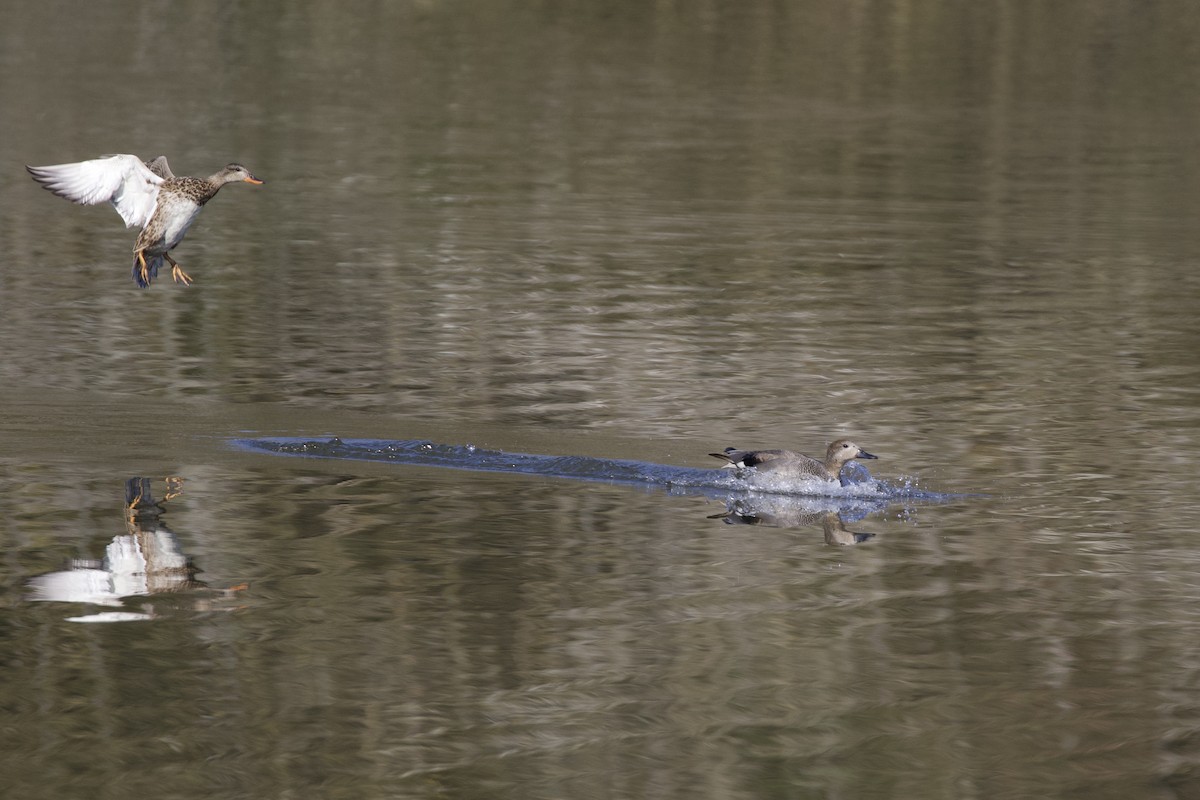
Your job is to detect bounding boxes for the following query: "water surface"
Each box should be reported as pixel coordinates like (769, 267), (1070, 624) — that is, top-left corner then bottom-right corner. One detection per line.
(3, 2), (1200, 798)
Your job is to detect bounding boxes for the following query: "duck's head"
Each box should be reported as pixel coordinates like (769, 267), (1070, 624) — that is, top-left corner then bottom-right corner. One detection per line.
(215, 163), (264, 185)
(826, 438), (877, 465)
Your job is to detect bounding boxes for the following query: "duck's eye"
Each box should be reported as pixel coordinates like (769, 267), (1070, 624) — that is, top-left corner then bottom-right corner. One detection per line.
(843, 443), (851, 448)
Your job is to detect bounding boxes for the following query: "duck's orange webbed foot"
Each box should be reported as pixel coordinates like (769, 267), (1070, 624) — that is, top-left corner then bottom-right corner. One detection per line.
(164, 254), (193, 285)
(136, 250), (151, 286)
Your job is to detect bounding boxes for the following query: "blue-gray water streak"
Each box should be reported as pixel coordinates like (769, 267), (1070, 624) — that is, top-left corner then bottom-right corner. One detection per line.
(233, 437), (969, 520)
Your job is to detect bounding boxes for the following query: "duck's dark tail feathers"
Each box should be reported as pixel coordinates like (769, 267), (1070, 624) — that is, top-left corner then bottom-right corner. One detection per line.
(709, 447), (742, 468)
(132, 254), (163, 288)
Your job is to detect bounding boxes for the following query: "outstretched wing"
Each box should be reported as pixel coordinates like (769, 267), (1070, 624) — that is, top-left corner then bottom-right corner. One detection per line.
(26, 154), (164, 229)
(143, 155), (175, 179)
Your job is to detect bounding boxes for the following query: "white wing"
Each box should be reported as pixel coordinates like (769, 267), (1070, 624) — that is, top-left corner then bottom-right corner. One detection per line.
(27, 154), (164, 229)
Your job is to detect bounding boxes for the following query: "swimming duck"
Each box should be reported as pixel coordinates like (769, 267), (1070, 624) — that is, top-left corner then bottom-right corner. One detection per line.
(27, 154), (263, 288)
(710, 438), (878, 482)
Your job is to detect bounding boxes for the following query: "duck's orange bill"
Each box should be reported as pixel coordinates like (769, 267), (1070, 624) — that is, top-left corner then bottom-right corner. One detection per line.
(244, 176), (265, 185)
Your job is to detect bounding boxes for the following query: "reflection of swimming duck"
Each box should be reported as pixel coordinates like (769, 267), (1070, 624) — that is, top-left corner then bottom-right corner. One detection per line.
(710, 438), (878, 482)
(711, 501), (875, 544)
(27, 154), (263, 288)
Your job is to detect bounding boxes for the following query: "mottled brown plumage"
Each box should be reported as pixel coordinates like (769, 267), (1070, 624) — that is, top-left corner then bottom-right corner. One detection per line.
(26, 154), (263, 288)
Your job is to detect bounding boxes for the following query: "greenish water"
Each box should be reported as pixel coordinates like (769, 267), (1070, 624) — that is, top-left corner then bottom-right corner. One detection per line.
(4, 2), (1200, 798)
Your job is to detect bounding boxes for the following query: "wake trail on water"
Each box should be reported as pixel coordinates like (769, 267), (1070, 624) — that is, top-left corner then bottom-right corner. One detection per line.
(233, 437), (967, 505)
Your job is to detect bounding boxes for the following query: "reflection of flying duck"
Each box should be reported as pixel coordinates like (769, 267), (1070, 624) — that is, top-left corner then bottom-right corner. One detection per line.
(26, 477), (246, 622)
(26, 154), (264, 288)
(710, 438), (878, 483)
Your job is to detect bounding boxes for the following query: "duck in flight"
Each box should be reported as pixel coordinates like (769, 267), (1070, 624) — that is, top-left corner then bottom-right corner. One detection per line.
(27, 154), (263, 288)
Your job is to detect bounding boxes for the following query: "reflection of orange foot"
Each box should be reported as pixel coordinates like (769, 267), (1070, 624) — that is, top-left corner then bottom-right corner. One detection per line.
(164, 476), (185, 502)
(125, 476), (155, 511)
(221, 583), (250, 612)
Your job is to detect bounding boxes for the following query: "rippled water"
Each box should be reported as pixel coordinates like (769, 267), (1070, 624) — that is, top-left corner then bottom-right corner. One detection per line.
(4, 2), (1200, 798)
